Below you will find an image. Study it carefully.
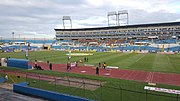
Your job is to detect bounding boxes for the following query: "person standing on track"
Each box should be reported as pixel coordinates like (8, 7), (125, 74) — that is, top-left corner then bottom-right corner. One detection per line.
(75, 61), (78, 67)
(49, 63), (52, 70)
(96, 67), (99, 75)
(102, 62), (104, 68)
(34, 59), (38, 69)
(103, 62), (106, 69)
(67, 62), (71, 71)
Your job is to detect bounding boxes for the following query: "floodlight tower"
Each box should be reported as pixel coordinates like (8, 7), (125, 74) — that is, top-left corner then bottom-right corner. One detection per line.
(62, 16), (72, 29)
(118, 10), (129, 26)
(0, 36), (2, 43)
(107, 11), (117, 26)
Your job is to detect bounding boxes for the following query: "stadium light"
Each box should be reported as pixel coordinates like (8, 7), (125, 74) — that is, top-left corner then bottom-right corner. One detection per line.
(0, 36), (2, 43)
(117, 10), (129, 26)
(107, 11), (117, 26)
(12, 32), (15, 42)
(62, 16), (72, 29)
(118, 10), (128, 14)
(63, 16), (71, 21)
(107, 11), (117, 16)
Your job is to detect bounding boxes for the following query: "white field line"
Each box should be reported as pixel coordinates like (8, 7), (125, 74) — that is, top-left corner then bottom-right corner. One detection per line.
(175, 54), (180, 58)
(145, 72), (153, 82)
(150, 72), (154, 83)
(135, 54), (146, 63)
(125, 71), (135, 79)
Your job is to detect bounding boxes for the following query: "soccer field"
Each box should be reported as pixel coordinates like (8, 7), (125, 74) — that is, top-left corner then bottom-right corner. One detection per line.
(0, 51), (180, 73)
(1, 51), (180, 101)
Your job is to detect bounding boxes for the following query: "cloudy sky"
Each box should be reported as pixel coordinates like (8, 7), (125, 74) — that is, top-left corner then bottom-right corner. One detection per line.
(0, 0), (180, 39)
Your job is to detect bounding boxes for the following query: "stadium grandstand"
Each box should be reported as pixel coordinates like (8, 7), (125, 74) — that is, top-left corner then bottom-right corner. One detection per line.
(54, 22), (180, 52)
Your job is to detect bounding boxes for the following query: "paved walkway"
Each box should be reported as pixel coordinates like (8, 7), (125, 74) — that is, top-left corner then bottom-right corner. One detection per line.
(0, 88), (49, 101)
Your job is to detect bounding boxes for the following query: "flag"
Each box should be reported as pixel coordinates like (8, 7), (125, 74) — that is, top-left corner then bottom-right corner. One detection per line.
(86, 46), (89, 52)
(68, 46), (70, 52)
(162, 45), (164, 52)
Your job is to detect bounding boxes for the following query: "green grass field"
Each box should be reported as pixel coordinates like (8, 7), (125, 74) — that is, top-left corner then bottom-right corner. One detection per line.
(1, 51), (180, 73)
(1, 51), (180, 101)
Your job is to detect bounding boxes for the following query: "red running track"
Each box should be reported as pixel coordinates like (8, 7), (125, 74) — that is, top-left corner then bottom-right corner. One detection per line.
(23, 62), (180, 86)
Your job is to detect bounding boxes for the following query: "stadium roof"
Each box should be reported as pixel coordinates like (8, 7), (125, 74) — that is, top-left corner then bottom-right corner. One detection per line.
(55, 21), (180, 31)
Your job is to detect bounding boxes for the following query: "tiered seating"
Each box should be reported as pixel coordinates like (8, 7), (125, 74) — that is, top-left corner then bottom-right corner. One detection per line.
(51, 38), (180, 52)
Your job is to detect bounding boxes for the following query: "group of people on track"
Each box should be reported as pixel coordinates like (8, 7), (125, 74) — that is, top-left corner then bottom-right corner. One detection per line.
(33, 56), (107, 76)
(34, 60), (52, 70)
(67, 57), (88, 71)
(96, 62), (107, 75)
(98, 62), (107, 69)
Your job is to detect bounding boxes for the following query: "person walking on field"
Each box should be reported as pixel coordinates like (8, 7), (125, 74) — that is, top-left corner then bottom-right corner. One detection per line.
(84, 57), (86, 62)
(25, 49), (28, 59)
(99, 62), (101, 68)
(86, 57), (88, 62)
(68, 56), (70, 61)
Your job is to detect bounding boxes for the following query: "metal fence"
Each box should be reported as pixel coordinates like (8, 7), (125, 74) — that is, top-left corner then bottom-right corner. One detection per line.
(0, 69), (179, 101)
(0, 73), (3, 78)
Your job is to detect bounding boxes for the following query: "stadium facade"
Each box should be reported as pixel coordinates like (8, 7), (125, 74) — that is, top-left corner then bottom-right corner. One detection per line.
(55, 22), (180, 41)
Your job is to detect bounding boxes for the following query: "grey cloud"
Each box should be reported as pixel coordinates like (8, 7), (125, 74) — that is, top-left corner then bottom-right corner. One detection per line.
(0, 0), (180, 38)
(53, 0), (86, 5)
(129, 9), (180, 24)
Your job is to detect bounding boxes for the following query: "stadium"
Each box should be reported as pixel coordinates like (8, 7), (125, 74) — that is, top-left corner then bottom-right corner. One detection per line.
(0, 12), (180, 101)
(55, 21), (180, 53)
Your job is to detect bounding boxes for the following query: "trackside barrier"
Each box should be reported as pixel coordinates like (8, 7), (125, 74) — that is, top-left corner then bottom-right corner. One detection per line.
(7, 58), (32, 69)
(0, 78), (5, 83)
(13, 82), (94, 101)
